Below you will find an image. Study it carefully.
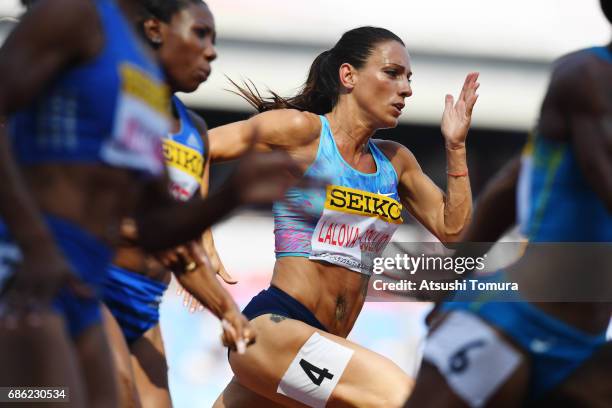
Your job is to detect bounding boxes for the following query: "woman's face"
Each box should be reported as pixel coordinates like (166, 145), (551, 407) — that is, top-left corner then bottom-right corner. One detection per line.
(350, 40), (413, 129)
(156, 3), (217, 93)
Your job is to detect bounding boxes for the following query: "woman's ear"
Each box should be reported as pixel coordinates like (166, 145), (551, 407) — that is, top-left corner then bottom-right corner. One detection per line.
(143, 18), (163, 45)
(338, 63), (357, 91)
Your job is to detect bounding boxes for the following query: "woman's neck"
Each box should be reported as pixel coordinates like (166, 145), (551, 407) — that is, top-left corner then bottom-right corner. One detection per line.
(326, 100), (377, 157)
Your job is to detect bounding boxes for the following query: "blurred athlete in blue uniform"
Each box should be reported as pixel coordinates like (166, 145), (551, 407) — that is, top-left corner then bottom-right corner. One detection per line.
(0, 0), (301, 406)
(102, 1), (254, 406)
(0, 1), (170, 405)
(407, 2), (611, 406)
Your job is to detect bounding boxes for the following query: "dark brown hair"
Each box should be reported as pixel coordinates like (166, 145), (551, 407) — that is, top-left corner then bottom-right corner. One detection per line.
(138, 0), (208, 46)
(232, 26), (404, 114)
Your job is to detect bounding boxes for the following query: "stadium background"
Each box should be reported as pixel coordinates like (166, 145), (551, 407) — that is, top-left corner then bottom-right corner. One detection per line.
(0, 1), (610, 406)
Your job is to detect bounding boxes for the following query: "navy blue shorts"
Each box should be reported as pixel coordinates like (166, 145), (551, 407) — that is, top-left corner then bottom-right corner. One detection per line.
(242, 285), (328, 332)
(0, 215), (112, 338)
(103, 265), (168, 343)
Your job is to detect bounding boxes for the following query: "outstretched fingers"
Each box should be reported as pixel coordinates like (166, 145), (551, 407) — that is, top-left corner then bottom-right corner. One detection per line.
(461, 72), (480, 115)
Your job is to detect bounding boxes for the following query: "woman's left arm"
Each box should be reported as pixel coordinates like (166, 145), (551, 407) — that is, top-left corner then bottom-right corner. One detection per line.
(392, 72), (479, 243)
(192, 111), (236, 283)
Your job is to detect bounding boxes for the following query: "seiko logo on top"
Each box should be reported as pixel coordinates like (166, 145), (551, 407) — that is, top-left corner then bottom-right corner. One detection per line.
(162, 139), (204, 181)
(325, 185), (403, 224)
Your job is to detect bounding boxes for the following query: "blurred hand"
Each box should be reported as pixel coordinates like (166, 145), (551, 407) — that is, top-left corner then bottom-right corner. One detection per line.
(229, 150), (302, 205)
(202, 231), (237, 284)
(441, 72), (480, 148)
(176, 284), (204, 313)
(220, 306), (256, 354)
(163, 241), (235, 312)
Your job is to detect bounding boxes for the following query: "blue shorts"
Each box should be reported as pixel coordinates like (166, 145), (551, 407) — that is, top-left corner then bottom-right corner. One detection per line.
(242, 285), (328, 332)
(103, 265), (168, 343)
(441, 300), (607, 400)
(0, 215), (112, 338)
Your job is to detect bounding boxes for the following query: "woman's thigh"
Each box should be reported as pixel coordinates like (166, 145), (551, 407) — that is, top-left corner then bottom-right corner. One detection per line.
(405, 311), (529, 408)
(228, 314), (414, 408)
(75, 320), (120, 408)
(0, 309), (86, 408)
(130, 323), (172, 408)
(101, 304), (141, 408)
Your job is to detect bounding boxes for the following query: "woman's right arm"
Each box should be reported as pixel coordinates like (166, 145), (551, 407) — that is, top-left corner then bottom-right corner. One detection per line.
(208, 109), (320, 162)
(0, 0), (101, 299)
(135, 109), (320, 251)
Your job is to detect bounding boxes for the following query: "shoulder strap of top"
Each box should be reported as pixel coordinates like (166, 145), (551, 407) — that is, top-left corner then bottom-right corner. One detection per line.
(314, 114), (335, 157)
(172, 96), (191, 126)
(318, 115), (332, 143)
(369, 141), (393, 172)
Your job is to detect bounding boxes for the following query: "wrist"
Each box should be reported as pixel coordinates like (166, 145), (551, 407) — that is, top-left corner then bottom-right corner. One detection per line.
(447, 168), (469, 177)
(219, 298), (240, 319)
(445, 142), (466, 151)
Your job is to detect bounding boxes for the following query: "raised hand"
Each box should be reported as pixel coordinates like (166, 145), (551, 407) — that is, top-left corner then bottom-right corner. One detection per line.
(441, 72), (480, 149)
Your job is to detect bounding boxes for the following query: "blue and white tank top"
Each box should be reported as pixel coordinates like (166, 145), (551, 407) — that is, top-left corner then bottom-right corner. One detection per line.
(163, 96), (206, 201)
(9, 0), (170, 176)
(273, 115), (402, 274)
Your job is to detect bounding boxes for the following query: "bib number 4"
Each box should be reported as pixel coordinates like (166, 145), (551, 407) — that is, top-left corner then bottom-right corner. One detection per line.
(299, 359), (334, 386)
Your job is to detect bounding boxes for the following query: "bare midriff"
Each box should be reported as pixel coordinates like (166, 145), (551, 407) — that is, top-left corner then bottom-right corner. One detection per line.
(271, 256), (370, 338)
(22, 163), (145, 248)
(23, 163), (172, 281)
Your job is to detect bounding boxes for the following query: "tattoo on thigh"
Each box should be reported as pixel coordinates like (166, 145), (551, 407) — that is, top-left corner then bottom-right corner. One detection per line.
(270, 314), (288, 323)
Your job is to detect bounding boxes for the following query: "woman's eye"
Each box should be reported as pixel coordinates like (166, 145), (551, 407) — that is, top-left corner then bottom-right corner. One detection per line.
(385, 70), (397, 77)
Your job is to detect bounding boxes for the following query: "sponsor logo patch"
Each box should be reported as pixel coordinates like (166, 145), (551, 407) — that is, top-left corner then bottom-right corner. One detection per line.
(324, 185), (402, 224)
(163, 139), (204, 182)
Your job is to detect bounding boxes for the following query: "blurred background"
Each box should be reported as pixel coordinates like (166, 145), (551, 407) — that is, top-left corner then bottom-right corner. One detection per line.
(1, 0), (610, 406)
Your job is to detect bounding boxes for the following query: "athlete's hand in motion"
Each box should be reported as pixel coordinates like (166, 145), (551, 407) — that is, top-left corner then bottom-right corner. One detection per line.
(176, 285), (204, 313)
(220, 306), (255, 354)
(156, 241), (207, 313)
(202, 230), (237, 285)
(441, 72), (480, 149)
(229, 149), (302, 205)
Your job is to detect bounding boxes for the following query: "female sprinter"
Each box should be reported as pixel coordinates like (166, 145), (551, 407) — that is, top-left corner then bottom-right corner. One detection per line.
(0, 0), (300, 406)
(102, 1), (252, 406)
(210, 27), (479, 407)
(407, 4), (612, 404)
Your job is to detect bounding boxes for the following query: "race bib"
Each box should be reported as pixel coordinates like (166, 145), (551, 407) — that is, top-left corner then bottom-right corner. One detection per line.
(101, 63), (170, 176)
(163, 138), (204, 201)
(310, 185), (401, 274)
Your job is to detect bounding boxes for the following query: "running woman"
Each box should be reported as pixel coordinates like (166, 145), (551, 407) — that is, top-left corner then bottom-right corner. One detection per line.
(209, 26), (479, 407)
(407, 2), (612, 406)
(0, 0), (300, 406)
(102, 1), (252, 406)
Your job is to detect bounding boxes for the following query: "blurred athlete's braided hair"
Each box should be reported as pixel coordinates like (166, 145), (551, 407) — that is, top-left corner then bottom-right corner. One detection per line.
(230, 26), (404, 115)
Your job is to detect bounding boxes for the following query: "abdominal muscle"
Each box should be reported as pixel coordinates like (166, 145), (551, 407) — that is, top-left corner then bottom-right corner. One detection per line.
(22, 163), (146, 248)
(271, 256), (370, 338)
